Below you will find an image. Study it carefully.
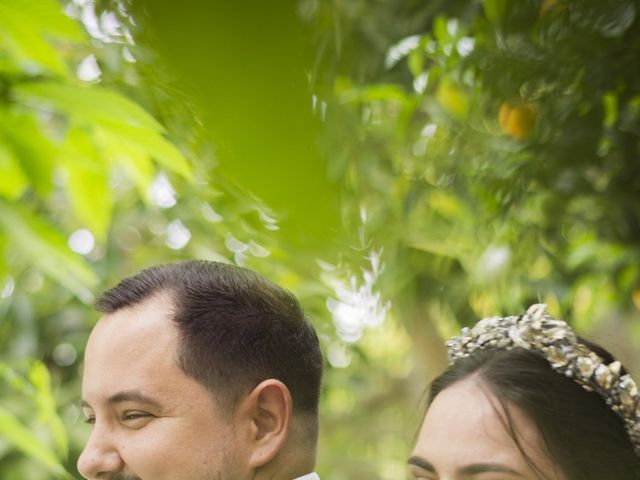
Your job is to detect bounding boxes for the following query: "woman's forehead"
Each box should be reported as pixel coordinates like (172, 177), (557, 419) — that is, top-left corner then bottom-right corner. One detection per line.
(413, 376), (561, 478)
(423, 377), (524, 446)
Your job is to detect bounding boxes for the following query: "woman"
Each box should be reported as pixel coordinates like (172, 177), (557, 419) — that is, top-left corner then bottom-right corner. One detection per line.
(409, 304), (640, 480)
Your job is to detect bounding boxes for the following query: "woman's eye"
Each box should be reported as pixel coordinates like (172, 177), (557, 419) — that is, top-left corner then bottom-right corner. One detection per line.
(83, 416), (96, 425)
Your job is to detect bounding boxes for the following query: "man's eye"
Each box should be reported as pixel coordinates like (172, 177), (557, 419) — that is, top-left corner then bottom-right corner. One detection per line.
(408, 467), (436, 480)
(83, 416), (96, 425)
(122, 412), (153, 424)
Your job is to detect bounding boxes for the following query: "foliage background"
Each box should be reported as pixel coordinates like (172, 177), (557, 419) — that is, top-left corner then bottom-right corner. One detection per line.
(0, 0), (639, 478)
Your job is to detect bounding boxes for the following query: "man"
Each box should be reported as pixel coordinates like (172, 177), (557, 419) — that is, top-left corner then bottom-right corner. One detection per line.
(78, 260), (323, 480)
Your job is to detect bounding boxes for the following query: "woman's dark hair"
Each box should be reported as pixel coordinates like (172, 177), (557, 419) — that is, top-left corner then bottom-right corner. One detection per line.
(428, 340), (640, 480)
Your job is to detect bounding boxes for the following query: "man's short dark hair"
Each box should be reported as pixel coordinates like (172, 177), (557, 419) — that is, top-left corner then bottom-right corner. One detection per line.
(95, 260), (323, 417)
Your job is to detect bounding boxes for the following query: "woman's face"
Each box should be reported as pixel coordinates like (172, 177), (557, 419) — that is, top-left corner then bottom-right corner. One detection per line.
(409, 376), (566, 480)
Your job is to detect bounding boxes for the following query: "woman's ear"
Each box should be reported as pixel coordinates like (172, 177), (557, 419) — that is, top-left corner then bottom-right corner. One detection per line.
(239, 379), (292, 468)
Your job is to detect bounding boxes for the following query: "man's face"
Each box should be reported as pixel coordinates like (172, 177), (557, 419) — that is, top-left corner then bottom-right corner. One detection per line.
(78, 293), (247, 480)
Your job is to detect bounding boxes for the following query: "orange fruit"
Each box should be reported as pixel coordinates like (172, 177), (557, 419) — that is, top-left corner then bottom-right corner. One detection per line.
(633, 288), (640, 311)
(540, 0), (557, 15)
(540, 0), (566, 16)
(498, 102), (536, 140)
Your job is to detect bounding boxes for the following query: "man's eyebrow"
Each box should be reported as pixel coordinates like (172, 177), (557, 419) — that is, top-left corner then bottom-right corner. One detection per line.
(407, 456), (435, 472)
(107, 391), (162, 407)
(80, 391), (162, 409)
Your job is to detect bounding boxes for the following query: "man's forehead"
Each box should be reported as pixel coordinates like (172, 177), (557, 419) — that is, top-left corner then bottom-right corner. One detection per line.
(83, 293), (180, 391)
(90, 292), (176, 341)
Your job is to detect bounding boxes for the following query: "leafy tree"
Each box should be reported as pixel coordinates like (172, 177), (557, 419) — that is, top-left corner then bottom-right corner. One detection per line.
(140, 0), (640, 476)
(1, 0), (639, 479)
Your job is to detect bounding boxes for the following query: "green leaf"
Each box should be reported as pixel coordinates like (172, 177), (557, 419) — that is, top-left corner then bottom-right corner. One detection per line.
(428, 190), (465, 218)
(62, 127), (113, 240)
(0, 361), (69, 457)
(0, 110), (56, 196)
(13, 82), (167, 133)
(433, 16), (450, 44)
(95, 127), (156, 201)
(0, 2), (72, 76)
(0, 200), (97, 302)
(0, 405), (70, 479)
(0, 0), (83, 76)
(1, 0), (85, 41)
(570, 1), (636, 38)
(13, 82), (193, 179)
(28, 362), (68, 458)
(435, 78), (470, 121)
(0, 141), (28, 200)
(340, 84), (412, 106)
(408, 50), (424, 79)
(97, 121), (193, 180)
(482, 0), (507, 24)
(0, 364), (34, 397)
(406, 235), (473, 265)
(603, 91), (618, 128)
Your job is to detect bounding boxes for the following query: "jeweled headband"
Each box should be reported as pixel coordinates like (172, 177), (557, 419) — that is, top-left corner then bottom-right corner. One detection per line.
(447, 303), (640, 455)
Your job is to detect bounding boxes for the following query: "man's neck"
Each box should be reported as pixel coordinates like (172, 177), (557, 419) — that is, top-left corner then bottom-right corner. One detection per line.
(252, 452), (315, 480)
(293, 473), (319, 480)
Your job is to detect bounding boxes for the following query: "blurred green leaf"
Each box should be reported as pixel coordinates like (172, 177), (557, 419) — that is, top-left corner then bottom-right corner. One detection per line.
(97, 121), (193, 181)
(569, 0), (636, 38)
(0, 0), (77, 77)
(603, 91), (618, 128)
(0, 141), (28, 200)
(62, 127), (113, 240)
(0, 110), (56, 197)
(0, 406), (70, 479)
(408, 50), (425, 78)
(433, 16), (451, 45)
(2, 0), (85, 40)
(95, 127), (156, 201)
(0, 201), (97, 303)
(482, 0), (507, 24)
(405, 232), (473, 265)
(436, 78), (470, 120)
(340, 84), (413, 107)
(28, 362), (68, 458)
(13, 82), (166, 133)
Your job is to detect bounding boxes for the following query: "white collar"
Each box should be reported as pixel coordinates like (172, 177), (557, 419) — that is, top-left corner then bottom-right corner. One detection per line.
(294, 473), (320, 480)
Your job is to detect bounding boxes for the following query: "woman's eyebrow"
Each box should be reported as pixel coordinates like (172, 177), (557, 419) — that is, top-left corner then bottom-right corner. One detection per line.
(407, 457), (525, 477)
(459, 463), (524, 476)
(407, 456), (436, 472)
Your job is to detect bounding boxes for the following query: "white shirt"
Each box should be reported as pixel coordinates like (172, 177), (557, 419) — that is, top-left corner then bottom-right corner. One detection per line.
(294, 473), (320, 480)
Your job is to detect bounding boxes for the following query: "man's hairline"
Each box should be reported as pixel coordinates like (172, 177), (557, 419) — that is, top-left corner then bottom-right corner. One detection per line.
(95, 285), (320, 426)
(95, 287), (234, 405)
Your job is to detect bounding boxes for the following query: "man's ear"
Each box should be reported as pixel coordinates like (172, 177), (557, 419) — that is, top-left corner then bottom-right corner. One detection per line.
(240, 379), (292, 468)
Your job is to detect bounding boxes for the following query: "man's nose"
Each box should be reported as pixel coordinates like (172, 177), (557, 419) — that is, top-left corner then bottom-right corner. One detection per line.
(77, 424), (124, 479)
